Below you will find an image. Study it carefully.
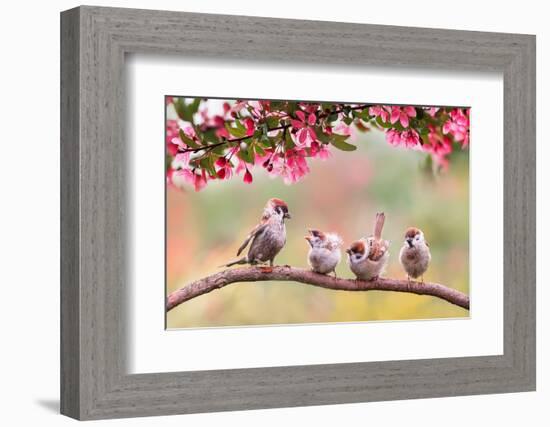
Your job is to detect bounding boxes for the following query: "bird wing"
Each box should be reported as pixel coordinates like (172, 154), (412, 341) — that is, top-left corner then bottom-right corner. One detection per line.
(236, 222), (268, 256)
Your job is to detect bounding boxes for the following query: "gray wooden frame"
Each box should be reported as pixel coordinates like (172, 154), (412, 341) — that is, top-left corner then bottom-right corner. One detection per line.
(60, 5), (536, 420)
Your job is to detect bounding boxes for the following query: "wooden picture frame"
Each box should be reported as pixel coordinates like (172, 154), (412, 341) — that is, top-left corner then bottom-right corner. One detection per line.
(60, 6), (536, 420)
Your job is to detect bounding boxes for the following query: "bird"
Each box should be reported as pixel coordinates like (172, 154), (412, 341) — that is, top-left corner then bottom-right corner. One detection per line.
(305, 229), (343, 276)
(346, 212), (390, 281)
(223, 198), (291, 267)
(399, 227), (431, 283)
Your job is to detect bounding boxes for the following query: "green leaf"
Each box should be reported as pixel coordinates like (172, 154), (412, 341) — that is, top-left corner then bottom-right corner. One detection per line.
(286, 101), (298, 116)
(326, 113), (339, 123)
(200, 156), (216, 177)
(376, 116), (392, 128)
(179, 129), (200, 148)
(266, 116), (280, 129)
(173, 99), (188, 121)
(235, 118), (246, 133)
(314, 127), (331, 144)
(237, 146), (254, 164)
(189, 98), (202, 115)
(285, 129), (295, 149)
(254, 144), (266, 157)
(202, 128), (220, 144)
(359, 109), (371, 121)
(270, 101), (285, 111)
(225, 121), (247, 138)
(330, 135), (357, 151)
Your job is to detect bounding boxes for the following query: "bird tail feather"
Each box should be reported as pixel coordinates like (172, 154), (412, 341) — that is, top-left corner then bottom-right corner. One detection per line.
(373, 212), (385, 240)
(220, 256), (248, 268)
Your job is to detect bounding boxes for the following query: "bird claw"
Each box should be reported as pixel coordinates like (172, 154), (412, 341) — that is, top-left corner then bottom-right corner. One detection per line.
(259, 266), (273, 273)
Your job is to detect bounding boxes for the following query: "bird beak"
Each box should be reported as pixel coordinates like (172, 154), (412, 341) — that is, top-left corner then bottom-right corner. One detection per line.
(406, 238), (413, 248)
(284, 212), (291, 219)
(304, 235), (313, 247)
(345, 248), (352, 255)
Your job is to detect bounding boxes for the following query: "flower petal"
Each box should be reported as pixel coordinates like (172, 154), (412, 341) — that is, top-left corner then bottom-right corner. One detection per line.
(290, 119), (305, 129)
(390, 109), (400, 124)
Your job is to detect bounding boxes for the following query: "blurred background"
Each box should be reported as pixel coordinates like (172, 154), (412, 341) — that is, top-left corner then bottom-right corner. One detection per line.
(166, 104), (469, 329)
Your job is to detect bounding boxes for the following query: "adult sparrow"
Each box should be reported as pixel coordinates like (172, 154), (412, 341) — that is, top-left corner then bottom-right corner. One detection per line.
(347, 212), (390, 281)
(399, 227), (431, 282)
(305, 229), (343, 276)
(224, 198), (291, 267)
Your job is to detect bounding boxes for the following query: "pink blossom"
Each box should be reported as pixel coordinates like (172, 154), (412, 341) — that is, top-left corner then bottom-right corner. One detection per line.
(235, 157), (247, 175)
(290, 110), (317, 146)
(422, 125), (453, 169)
(369, 106), (391, 123)
(443, 108), (469, 147)
(215, 157), (233, 180)
(243, 117), (255, 136)
(309, 142), (331, 160)
(166, 167), (175, 186)
(172, 152), (190, 169)
(216, 125), (230, 139)
(166, 96), (174, 106)
(166, 120), (180, 155)
(333, 122), (351, 136)
(425, 107), (440, 117)
(243, 168), (253, 184)
(171, 169), (208, 191)
(247, 100), (270, 117)
(299, 103), (320, 114)
(193, 170), (208, 191)
(386, 129), (402, 146)
(385, 129), (420, 148)
(199, 108), (209, 124)
(227, 101), (246, 118)
(271, 149), (310, 184)
(390, 106), (416, 128)
(333, 122), (355, 142)
(401, 129), (420, 147)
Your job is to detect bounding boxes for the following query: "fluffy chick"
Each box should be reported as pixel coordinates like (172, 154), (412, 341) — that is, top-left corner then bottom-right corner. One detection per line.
(305, 229), (343, 276)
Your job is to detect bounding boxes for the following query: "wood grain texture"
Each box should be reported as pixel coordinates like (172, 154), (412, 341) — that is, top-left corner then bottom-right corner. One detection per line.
(166, 266), (471, 311)
(60, 5), (536, 420)
(60, 7), (80, 419)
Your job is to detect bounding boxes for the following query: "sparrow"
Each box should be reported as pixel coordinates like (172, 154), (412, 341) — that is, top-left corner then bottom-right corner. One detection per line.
(346, 212), (390, 281)
(399, 227), (431, 282)
(223, 198), (291, 267)
(305, 229), (343, 276)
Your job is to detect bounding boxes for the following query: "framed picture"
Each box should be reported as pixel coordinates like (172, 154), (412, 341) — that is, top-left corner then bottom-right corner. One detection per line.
(61, 6), (536, 420)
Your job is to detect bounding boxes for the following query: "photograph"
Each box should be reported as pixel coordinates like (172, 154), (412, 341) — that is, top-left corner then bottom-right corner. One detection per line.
(165, 97), (470, 329)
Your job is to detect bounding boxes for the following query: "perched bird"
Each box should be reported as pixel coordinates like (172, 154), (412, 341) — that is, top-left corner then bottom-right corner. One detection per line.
(305, 229), (343, 276)
(347, 212), (390, 281)
(399, 227), (431, 282)
(223, 198), (291, 267)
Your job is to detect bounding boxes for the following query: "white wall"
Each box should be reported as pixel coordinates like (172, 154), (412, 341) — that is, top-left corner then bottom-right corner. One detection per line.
(0, 0), (546, 425)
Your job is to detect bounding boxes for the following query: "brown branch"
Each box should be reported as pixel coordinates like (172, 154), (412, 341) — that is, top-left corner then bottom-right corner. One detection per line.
(166, 266), (470, 312)
(178, 124), (291, 154)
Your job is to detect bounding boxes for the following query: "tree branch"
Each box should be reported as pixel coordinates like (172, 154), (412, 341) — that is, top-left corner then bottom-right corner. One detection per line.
(166, 266), (469, 312)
